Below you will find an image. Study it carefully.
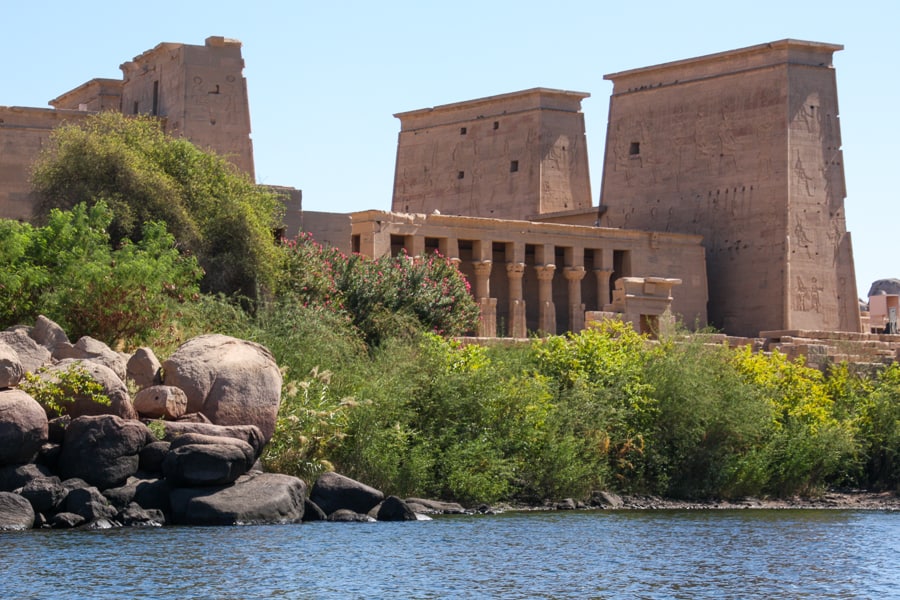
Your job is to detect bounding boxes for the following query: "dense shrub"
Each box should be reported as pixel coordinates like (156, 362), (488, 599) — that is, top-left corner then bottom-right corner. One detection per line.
(0, 202), (201, 345)
(731, 346), (857, 496)
(277, 234), (479, 345)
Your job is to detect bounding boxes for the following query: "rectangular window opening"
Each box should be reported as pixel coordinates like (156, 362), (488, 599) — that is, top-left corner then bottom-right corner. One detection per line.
(457, 171), (465, 179)
(493, 121), (499, 130)
(460, 127), (467, 135)
(510, 160), (519, 173)
(629, 142), (641, 156)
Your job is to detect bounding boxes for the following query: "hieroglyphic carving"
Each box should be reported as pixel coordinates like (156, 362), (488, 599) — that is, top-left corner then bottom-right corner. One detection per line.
(794, 275), (823, 313)
(793, 152), (817, 196)
(793, 218), (814, 259)
(797, 102), (819, 135)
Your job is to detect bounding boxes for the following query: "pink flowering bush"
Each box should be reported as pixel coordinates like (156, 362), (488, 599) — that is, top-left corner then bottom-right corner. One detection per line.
(277, 234), (479, 345)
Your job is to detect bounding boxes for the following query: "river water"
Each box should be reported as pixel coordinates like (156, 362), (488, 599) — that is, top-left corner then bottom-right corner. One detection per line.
(2, 509), (897, 599)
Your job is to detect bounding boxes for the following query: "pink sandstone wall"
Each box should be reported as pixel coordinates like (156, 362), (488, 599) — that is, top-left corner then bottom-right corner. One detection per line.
(392, 88), (592, 220)
(600, 40), (860, 336)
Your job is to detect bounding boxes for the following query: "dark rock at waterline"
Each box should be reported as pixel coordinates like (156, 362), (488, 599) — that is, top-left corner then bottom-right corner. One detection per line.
(170, 472), (307, 526)
(84, 517), (121, 530)
(310, 472), (384, 516)
(50, 512), (85, 529)
(405, 497), (466, 514)
(0, 490), (35, 530)
(328, 508), (375, 522)
(590, 490), (624, 508)
(133, 478), (172, 515)
(58, 415), (152, 489)
(65, 486), (118, 522)
(19, 476), (66, 514)
(118, 502), (165, 527)
(302, 498), (327, 522)
(0, 463), (53, 492)
(556, 498), (578, 510)
(376, 495), (418, 521)
(162, 435), (256, 486)
(103, 475), (171, 514)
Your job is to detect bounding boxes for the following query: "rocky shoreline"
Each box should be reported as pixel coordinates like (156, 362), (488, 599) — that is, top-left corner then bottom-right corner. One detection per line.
(1, 316), (897, 532)
(490, 490), (900, 514)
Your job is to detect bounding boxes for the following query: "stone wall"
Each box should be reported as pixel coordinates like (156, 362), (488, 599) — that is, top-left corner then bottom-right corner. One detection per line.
(0, 107), (92, 221)
(599, 40), (860, 337)
(392, 88), (593, 220)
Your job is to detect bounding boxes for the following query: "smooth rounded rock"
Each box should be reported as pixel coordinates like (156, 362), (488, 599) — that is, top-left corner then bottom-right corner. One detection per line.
(0, 389), (48, 466)
(161, 334), (282, 442)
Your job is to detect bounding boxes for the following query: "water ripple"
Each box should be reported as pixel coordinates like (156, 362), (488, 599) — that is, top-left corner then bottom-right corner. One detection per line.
(1, 510), (897, 599)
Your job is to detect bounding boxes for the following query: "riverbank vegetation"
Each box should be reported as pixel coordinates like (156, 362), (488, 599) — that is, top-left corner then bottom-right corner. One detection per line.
(2, 114), (897, 505)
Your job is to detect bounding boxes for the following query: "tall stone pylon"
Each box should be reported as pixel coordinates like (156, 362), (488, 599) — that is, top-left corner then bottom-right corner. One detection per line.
(599, 40), (860, 336)
(119, 36), (255, 178)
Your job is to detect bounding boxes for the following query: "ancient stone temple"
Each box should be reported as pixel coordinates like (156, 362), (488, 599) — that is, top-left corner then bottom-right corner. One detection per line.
(0, 37), (277, 223)
(598, 40), (860, 337)
(0, 37), (869, 342)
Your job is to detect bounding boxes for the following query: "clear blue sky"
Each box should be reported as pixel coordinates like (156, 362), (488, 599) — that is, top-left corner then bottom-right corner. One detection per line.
(3, 0), (896, 298)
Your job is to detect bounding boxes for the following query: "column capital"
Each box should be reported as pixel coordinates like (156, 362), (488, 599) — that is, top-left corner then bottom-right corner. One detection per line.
(473, 260), (493, 276)
(534, 264), (556, 281)
(563, 266), (586, 281)
(506, 262), (526, 277)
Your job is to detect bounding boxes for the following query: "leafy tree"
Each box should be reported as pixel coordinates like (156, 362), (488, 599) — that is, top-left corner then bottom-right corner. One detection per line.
(31, 111), (284, 299)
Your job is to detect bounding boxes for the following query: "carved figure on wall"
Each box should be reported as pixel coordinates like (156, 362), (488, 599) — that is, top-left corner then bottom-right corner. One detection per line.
(793, 152), (817, 196)
(797, 102), (819, 135)
(793, 218), (814, 259)
(795, 275), (823, 313)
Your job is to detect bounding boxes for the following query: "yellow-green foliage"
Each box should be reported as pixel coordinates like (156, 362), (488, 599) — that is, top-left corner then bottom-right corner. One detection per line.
(732, 347), (856, 495)
(20, 364), (110, 417)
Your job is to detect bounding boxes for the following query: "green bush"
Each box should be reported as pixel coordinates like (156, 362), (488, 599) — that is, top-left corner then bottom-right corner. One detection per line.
(642, 340), (770, 498)
(855, 364), (900, 490)
(0, 202), (202, 345)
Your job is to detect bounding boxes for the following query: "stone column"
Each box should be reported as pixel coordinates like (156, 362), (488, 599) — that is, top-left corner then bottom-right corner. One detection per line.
(407, 235), (425, 257)
(506, 262), (527, 338)
(594, 267), (614, 310)
(534, 264), (556, 335)
(564, 266), (587, 333)
(473, 260), (495, 337)
(439, 237), (461, 266)
(473, 260), (492, 300)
